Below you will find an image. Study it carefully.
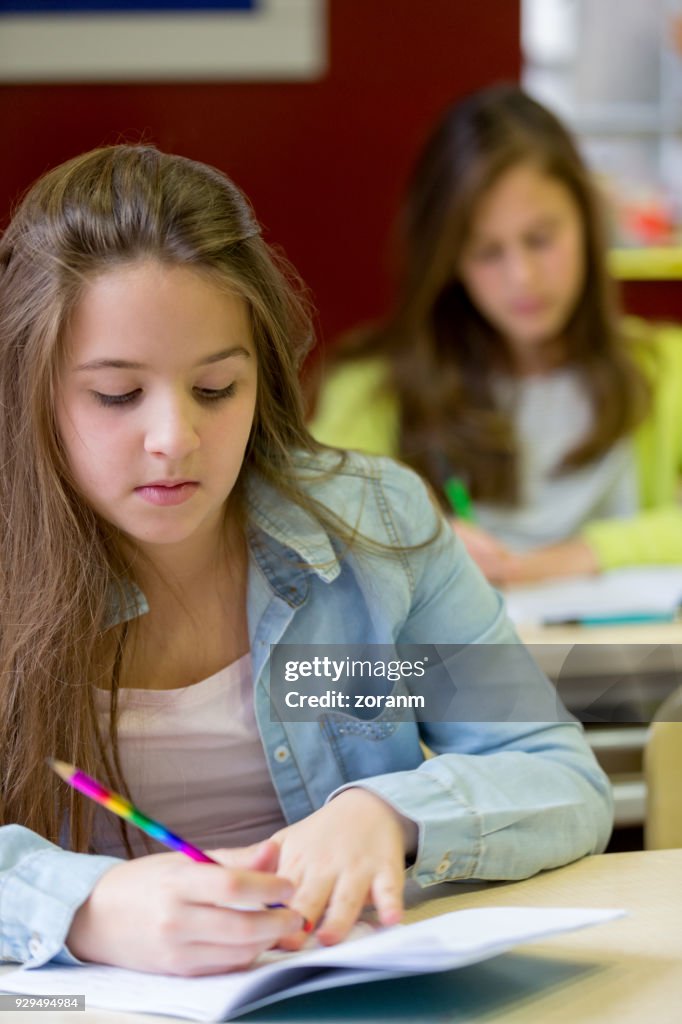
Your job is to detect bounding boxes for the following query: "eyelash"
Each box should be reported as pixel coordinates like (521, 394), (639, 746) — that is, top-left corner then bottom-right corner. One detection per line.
(92, 383), (237, 407)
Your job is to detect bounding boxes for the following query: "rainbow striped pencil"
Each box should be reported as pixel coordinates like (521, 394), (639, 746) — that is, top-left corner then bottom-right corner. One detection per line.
(49, 758), (220, 862)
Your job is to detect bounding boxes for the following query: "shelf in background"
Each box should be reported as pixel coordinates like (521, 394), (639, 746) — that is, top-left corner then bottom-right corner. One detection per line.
(609, 247), (682, 280)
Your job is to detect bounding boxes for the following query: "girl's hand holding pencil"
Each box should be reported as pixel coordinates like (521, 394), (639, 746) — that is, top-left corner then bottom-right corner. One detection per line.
(66, 839), (303, 974)
(49, 760), (306, 976)
(67, 840), (304, 976)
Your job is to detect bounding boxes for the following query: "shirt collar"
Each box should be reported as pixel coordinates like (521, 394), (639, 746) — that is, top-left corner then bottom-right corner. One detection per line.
(245, 462), (341, 585)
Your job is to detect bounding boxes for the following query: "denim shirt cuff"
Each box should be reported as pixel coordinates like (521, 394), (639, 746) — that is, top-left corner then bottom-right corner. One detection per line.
(1, 846), (122, 967)
(327, 772), (481, 886)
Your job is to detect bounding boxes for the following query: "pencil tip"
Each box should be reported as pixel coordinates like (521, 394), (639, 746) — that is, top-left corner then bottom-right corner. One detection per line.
(48, 758), (74, 781)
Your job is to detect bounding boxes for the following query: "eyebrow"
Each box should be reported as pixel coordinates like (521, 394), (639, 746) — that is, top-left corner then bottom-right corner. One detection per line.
(75, 346), (251, 372)
(523, 214), (560, 232)
(470, 214), (561, 244)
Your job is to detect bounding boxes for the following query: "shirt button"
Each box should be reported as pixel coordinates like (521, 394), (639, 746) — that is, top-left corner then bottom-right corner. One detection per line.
(274, 745), (290, 763)
(28, 934), (45, 958)
(436, 858), (451, 876)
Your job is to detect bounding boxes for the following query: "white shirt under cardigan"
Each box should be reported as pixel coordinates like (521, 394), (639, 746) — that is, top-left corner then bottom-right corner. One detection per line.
(474, 369), (638, 551)
(93, 654), (287, 858)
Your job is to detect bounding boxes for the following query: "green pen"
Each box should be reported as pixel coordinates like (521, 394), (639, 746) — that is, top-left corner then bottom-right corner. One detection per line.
(443, 475), (475, 522)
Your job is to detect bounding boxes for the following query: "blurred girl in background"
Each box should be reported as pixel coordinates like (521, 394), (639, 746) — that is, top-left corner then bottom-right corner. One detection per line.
(311, 84), (682, 584)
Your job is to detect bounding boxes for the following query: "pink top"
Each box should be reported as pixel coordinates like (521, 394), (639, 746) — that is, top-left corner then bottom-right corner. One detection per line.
(92, 653), (288, 858)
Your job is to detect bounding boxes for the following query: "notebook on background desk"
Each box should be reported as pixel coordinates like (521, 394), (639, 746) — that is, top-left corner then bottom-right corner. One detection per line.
(504, 566), (682, 628)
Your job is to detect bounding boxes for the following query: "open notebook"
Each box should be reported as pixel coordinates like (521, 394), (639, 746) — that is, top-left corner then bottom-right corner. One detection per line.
(1, 906), (622, 1022)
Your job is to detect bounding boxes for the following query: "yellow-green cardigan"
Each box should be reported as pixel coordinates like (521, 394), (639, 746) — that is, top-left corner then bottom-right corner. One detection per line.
(310, 321), (682, 569)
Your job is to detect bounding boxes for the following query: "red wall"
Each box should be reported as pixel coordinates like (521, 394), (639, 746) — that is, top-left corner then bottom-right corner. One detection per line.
(621, 282), (682, 322)
(0, 0), (521, 346)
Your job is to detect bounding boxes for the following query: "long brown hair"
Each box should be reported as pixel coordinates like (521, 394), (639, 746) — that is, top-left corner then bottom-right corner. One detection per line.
(0, 145), (351, 850)
(332, 83), (649, 504)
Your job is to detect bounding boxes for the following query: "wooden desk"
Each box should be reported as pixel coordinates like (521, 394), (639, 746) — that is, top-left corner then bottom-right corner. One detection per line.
(2, 849), (681, 1023)
(404, 849), (682, 1024)
(518, 620), (682, 648)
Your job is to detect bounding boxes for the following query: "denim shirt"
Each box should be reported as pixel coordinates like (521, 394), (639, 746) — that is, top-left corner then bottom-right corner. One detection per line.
(0, 451), (613, 968)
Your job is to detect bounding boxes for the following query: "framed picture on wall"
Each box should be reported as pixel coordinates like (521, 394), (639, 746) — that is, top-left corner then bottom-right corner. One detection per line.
(0, 0), (327, 81)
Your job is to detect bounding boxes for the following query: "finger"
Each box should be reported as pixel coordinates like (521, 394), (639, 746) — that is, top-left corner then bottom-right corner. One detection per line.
(247, 839), (281, 873)
(492, 558), (525, 586)
(162, 938), (277, 977)
(315, 876), (370, 945)
(276, 871), (336, 951)
(172, 903), (304, 947)
(289, 869), (337, 929)
(370, 866), (405, 927)
(176, 863), (295, 910)
(207, 839), (279, 872)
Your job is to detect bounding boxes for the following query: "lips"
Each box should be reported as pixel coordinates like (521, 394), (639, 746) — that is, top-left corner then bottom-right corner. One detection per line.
(510, 298), (549, 315)
(134, 480), (199, 507)
(141, 479), (197, 488)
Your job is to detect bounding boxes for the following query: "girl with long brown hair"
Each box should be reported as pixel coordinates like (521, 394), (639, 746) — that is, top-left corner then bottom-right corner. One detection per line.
(312, 83), (682, 584)
(0, 145), (610, 978)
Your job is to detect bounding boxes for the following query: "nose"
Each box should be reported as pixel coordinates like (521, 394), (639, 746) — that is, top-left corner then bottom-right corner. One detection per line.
(506, 246), (538, 289)
(143, 390), (200, 460)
